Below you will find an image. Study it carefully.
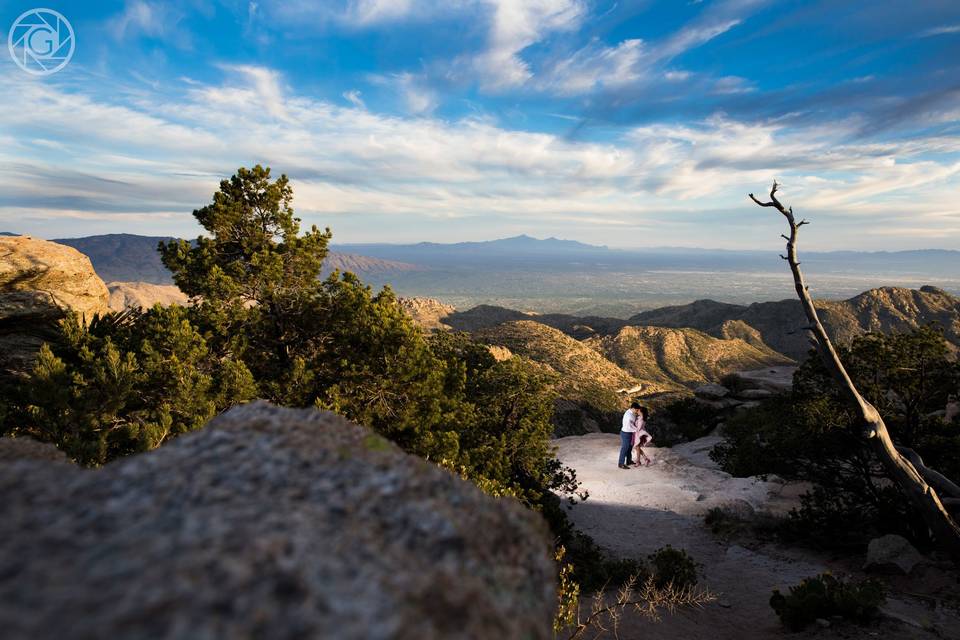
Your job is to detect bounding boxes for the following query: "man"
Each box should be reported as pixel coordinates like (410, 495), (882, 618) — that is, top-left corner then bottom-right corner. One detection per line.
(619, 401), (642, 469)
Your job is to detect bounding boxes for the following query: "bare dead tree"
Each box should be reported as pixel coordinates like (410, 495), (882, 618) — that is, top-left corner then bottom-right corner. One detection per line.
(749, 181), (960, 556)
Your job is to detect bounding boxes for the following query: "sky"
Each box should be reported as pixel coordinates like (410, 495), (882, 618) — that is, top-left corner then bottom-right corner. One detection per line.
(1, 0), (960, 250)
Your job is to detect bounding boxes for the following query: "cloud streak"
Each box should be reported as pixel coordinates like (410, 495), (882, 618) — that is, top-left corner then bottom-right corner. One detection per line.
(2, 65), (959, 249)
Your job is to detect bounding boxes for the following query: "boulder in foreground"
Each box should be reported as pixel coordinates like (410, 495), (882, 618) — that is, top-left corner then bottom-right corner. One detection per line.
(0, 401), (556, 640)
(864, 534), (924, 575)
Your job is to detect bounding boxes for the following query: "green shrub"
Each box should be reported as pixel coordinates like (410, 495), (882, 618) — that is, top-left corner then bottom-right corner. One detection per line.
(710, 326), (960, 552)
(770, 573), (885, 631)
(720, 372), (750, 395)
(648, 545), (698, 589)
(663, 397), (716, 441)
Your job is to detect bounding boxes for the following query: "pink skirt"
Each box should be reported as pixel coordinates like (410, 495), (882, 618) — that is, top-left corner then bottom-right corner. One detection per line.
(632, 429), (652, 447)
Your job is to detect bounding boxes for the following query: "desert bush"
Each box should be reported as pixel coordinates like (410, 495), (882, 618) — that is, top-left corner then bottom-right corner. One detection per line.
(720, 372), (750, 395)
(648, 545), (699, 589)
(2, 306), (256, 466)
(769, 573), (885, 631)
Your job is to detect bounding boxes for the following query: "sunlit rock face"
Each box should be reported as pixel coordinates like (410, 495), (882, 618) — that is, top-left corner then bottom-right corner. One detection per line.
(0, 236), (110, 378)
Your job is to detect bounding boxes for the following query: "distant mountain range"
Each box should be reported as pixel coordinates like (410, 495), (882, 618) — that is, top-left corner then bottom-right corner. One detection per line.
(44, 234), (419, 284)
(336, 235), (960, 272)
(5, 232), (958, 314)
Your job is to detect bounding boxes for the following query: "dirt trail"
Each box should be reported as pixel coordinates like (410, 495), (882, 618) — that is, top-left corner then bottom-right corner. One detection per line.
(554, 433), (959, 640)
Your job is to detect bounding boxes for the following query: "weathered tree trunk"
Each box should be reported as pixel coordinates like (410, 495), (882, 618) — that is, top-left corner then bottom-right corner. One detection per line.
(749, 181), (960, 557)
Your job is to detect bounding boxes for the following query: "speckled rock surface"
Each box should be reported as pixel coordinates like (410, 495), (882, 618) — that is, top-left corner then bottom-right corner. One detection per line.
(0, 436), (69, 464)
(0, 401), (555, 640)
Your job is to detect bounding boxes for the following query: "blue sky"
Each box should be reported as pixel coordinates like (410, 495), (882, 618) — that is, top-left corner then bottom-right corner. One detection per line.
(1, 0), (959, 249)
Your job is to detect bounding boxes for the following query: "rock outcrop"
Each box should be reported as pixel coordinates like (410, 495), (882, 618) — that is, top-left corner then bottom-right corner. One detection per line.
(0, 402), (555, 640)
(398, 296), (456, 331)
(107, 281), (189, 311)
(0, 236), (110, 378)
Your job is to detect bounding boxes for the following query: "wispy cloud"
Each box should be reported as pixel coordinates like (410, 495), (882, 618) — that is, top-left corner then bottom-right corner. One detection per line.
(343, 90), (366, 109)
(2, 67), (959, 248)
(472, 0), (586, 90)
(108, 0), (193, 48)
(920, 24), (960, 37)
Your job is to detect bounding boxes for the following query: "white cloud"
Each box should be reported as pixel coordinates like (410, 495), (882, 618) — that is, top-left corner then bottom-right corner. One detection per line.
(533, 0), (762, 97)
(920, 24), (960, 37)
(370, 72), (438, 114)
(206, 65), (290, 120)
(349, 0), (415, 24)
(473, 0), (586, 90)
(343, 90), (366, 109)
(539, 39), (645, 95)
(2, 69), (959, 249)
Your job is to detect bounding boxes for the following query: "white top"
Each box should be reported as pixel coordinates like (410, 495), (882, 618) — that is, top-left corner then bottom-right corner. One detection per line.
(621, 409), (638, 432)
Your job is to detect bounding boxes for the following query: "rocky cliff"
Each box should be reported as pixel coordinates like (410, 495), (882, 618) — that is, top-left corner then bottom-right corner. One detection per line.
(0, 236), (110, 378)
(0, 402), (555, 639)
(398, 296), (456, 331)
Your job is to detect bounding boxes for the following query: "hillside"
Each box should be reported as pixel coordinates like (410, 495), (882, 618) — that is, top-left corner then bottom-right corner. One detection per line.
(444, 304), (627, 338)
(54, 234), (176, 283)
(323, 252), (421, 276)
(52, 234), (420, 284)
(586, 326), (792, 390)
(473, 320), (639, 395)
(630, 286), (960, 360)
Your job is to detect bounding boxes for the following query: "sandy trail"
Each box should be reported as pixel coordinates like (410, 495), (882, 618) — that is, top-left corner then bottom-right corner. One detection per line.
(554, 433), (957, 640)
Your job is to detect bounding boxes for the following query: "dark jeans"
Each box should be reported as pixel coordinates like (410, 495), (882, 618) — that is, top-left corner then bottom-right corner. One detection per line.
(618, 430), (634, 466)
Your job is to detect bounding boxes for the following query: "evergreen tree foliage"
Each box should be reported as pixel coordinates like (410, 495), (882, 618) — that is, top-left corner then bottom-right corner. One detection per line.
(713, 326), (960, 549)
(4, 306), (255, 465)
(3, 165), (581, 515)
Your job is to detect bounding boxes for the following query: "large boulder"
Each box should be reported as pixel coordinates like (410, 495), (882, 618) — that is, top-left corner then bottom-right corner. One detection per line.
(0, 236), (110, 378)
(694, 383), (730, 400)
(864, 534), (924, 575)
(0, 436), (69, 464)
(0, 402), (555, 640)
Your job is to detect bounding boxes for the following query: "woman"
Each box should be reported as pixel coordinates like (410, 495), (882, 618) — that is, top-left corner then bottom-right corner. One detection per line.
(631, 406), (653, 467)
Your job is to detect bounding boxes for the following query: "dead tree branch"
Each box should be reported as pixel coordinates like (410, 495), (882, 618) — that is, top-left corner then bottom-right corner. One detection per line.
(564, 575), (715, 640)
(750, 181), (960, 556)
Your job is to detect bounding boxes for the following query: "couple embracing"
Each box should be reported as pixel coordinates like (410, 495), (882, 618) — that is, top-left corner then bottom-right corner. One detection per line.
(618, 401), (652, 469)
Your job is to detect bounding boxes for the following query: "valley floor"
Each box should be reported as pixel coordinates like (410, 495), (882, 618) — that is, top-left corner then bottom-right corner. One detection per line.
(554, 433), (960, 640)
